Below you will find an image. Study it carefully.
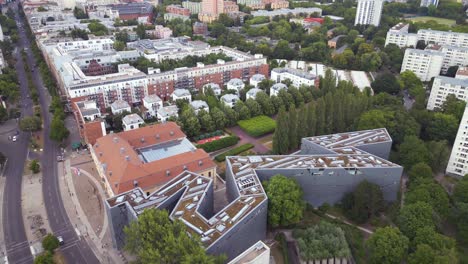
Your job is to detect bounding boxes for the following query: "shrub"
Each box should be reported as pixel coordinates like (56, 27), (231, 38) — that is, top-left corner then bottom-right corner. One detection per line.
(214, 143), (254, 162)
(197, 136), (239, 152)
(42, 233), (59, 252)
(29, 159), (40, 173)
(237, 115), (276, 137)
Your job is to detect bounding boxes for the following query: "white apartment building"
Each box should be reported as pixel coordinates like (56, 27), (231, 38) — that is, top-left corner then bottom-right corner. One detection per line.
(447, 105), (468, 177)
(354, 0), (383, 26)
(385, 23), (418, 48)
(250, 74), (266, 88)
(246, 88), (262, 100)
(271, 68), (316, 88)
(157, 105), (179, 121)
(203, 83), (222, 96)
(427, 76), (468, 110)
(439, 45), (468, 72)
(172, 89), (192, 102)
(122, 113), (144, 131)
(401, 48), (444, 81)
(226, 78), (245, 94)
(143, 94), (163, 117)
(111, 100), (131, 114)
(191, 100), (210, 114)
(221, 94), (240, 108)
(270, 83), (288, 97)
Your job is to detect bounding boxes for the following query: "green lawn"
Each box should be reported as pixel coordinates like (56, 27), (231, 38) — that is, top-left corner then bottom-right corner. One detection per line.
(237, 115), (276, 137)
(407, 16), (456, 26)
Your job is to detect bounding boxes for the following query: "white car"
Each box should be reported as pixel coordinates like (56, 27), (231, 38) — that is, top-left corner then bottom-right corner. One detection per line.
(12, 136), (17, 142)
(58, 236), (64, 245)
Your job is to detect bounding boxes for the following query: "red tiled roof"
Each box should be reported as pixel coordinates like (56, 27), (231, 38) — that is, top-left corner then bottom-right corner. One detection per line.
(93, 122), (216, 194)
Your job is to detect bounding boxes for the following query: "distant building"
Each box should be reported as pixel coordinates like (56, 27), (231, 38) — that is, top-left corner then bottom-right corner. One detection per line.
(354, 0), (383, 26)
(111, 100), (131, 115)
(122, 113), (144, 131)
(221, 94), (240, 108)
(143, 94), (163, 117)
(172, 89), (192, 102)
(157, 105), (179, 121)
(164, 13), (191, 21)
(420, 0), (439, 7)
(328, 35), (345, 49)
(246, 88), (262, 100)
(193, 22), (208, 36)
(147, 25), (173, 39)
(270, 0), (289, 9)
(183, 1), (202, 14)
(166, 4), (191, 16)
(270, 83), (288, 97)
(400, 48), (444, 81)
(191, 100), (210, 114)
(250, 74), (266, 88)
(92, 122), (216, 196)
(110, 2), (154, 24)
(385, 25), (468, 49)
(271, 68), (316, 88)
(226, 78), (245, 94)
(427, 67), (468, 110)
(251, 7), (322, 18)
(385, 23), (418, 48)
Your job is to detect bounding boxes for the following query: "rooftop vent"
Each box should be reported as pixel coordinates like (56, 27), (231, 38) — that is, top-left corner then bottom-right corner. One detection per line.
(183, 165), (187, 170)
(95, 144), (99, 148)
(140, 137), (145, 143)
(156, 134), (160, 139)
(199, 160), (203, 166)
(120, 147), (125, 154)
(170, 131), (174, 136)
(99, 152), (102, 157)
(166, 170), (171, 176)
(113, 137), (118, 143)
(133, 180), (138, 187)
(109, 171), (113, 176)
(125, 155), (130, 161)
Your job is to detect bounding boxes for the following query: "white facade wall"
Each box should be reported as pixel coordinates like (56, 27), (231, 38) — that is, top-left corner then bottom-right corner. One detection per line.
(427, 76), (468, 110)
(447, 105), (468, 177)
(270, 71), (315, 88)
(355, 0), (383, 26)
(401, 49), (444, 82)
(440, 46), (468, 73)
(418, 30), (468, 48)
(385, 31), (418, 48)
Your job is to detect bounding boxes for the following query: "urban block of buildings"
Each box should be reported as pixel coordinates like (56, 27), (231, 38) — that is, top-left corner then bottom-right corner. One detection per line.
(251, 7), (322, 18)
(354, 0), (383, 26)
(447, 104), (468, 177)
(92, 122), (216, 197)
(271, 67), (317, 88)
(106, 128), (402, 261)
(427, 67), (468, 110)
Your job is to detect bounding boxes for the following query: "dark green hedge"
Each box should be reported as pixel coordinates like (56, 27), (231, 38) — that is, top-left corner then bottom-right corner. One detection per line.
(197, 136), (239, 152)
(214, 143), (254, 162)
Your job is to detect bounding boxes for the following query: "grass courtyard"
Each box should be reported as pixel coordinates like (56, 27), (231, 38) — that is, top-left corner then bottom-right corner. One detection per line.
(406, 16), (456, 26)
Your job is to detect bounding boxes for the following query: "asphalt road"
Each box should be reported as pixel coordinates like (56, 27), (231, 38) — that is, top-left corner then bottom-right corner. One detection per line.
(1, 4), (35, 264)
(2, 3), (99, 264)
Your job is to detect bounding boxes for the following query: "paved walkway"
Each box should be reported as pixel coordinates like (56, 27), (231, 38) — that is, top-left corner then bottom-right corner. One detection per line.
(227, 126), (270, 154)
(59, 159), (125, 264)
(325, 213), (374, 235)
(0, 119), (18, 136)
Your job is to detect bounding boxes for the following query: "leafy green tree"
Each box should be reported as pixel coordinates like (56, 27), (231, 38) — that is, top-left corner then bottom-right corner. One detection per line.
(135, 24), (146, 39)
(124, 209), (224, 263)
(245, 99), (262, 117)
(0, 105), (7, 122)
(405, 179), (450, 218)
(453, 176), (468, 203)
(87, 21), (108, 35)
(440, 94), (466, 121)
(179, 108), (201, 137)
(29, 159), (40, 174)
(371, 73), (401, 95)
(452, 201), (468, 243)
(400, 70), (423, 96)
(272, 107), (289, 154)
(263, 174), (305, 227)
(366, 227), (409, 264)
(409, 227), (458, 264)
(297, 105), (309, 142)
(307, 102), (316, 136)
(426, 140), (450, 173)
(255, 91), (274, 116)
(0, 152), (5, 168)
(360, 52), (382, 71)
(42, 234), (59, 252)
(73, 7), (88, 19)
(288, 104), (298, 150)
(34, 251), (54, 264)
(197, 110), (215, 133)
(398, 201), (435, 239)
(398, 135), (430, 170)
(315, 98), (326, 135)
(407, 162), (432, 183)
(412, 226), (456, 251)
(273, 40), (295, 60)
(210, 107), (227, 130)
(341, 180), (384, 224)
(49, 116), (70, 142)
(19, 116), (42, 132)
(426, 113), (459, 143)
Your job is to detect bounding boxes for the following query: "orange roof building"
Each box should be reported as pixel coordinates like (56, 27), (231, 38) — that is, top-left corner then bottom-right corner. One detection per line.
(91, 122), (217, 196)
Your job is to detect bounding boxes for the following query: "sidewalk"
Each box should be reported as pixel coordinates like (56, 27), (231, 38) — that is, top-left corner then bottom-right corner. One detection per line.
(0, 176), (7, 263)
(58, 158), (125, 264)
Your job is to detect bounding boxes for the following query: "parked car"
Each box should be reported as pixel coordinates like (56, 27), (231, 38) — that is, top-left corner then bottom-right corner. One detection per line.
(12, 136), (17, 142)
(57, 236), (64, 245)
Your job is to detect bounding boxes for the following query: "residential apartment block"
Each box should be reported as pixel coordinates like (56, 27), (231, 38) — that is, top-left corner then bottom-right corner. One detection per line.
(447, 105), (468, 177)
(427, 67), (468, 110)
(384, 23), (418, 48)
(385, 24), (468, 48)
(354, 0), (383, 26)
(271, 67), (317, 88)
(106, 128), (402, 261)
(42, 37), (268, 113)
(420, 0), (439, 7)
(400, 48), (444, 81)
(92, 122), (216, 197)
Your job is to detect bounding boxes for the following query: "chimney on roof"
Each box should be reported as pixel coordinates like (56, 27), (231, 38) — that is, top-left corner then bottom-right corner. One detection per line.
(109, 171), (113, 176)
(125, 155), (130, 161)
(170, 131), (174, 136)
(113, 137), (118, 143)
(166, 170), (170, 176)
(140, 137), (145, 143)
(120, 147), (125, 154)
(183, 165), (187, 170)
(133, 180), (138, 187)
(156, 134), (160, 139)
(99, 152), (102, 157)
(199, 160), (203, 166)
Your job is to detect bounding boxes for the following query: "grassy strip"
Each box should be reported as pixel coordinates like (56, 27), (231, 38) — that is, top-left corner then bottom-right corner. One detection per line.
(274, 233), (290, 264)
(214, 143), (254, 162)
(237, 115), (276, 137)
(196, 136), (239, 152)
